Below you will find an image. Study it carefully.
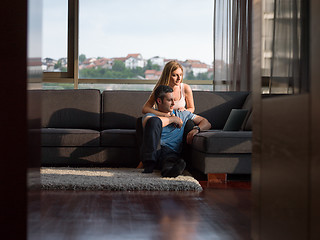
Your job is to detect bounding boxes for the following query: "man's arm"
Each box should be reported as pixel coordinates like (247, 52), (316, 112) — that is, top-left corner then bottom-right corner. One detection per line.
(142, 115), (183, 128)
(186, 115), (211, 144)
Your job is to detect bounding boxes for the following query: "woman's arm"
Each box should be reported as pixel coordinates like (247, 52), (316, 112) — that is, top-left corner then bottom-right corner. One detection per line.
(142, 94), (170, 117)
(184, 83), (195, 113)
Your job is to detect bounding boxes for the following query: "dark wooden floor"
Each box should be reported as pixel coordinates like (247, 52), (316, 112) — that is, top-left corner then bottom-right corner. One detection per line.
(28, 182), (251, 240)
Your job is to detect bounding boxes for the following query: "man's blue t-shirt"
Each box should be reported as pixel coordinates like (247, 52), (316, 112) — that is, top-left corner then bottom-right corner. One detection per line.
(143, 110), (196, 153)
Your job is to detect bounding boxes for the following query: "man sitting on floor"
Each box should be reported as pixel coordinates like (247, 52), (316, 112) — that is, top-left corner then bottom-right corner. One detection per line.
(141, 85), (211, 177)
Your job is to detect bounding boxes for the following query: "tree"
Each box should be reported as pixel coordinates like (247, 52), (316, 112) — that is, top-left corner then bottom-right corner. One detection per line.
(145, 60), (153, 70)
(112, 60), (125, 72)
(196, 72), (209, 80)
(79, 54), (86, 64)
(185, 71), (195, 80)
(54, 60), (62, 69)
(151, 64), (160, 71)
(132, 66), (144, 76)
(145, 60), (160, 71)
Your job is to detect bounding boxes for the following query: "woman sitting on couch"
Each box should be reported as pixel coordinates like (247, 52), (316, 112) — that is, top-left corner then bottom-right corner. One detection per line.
(142, 60), (195, 116)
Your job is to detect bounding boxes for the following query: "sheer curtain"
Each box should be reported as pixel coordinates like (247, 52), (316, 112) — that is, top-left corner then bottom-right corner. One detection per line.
(213, 0), (251, 91)
(269, 0), (309, 94)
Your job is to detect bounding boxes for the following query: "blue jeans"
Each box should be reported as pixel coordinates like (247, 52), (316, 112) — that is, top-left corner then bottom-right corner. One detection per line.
(140, 117), (180, 169)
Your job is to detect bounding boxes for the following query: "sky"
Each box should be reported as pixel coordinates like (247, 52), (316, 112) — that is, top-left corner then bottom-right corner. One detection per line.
(42, 0), (214, 65)
(28, 0), (43, 58)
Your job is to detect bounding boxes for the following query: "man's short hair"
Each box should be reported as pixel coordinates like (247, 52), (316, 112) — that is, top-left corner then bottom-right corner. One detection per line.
(154, 85), (173, 102)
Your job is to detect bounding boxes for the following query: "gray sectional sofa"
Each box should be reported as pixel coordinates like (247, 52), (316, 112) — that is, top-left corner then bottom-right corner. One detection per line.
(191, 91), (252, 175)
(28, 89), (252, 177)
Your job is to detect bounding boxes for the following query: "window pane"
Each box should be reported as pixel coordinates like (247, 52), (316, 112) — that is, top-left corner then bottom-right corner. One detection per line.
(262, 0), (274, 77)
(79, 0), (213, 86)
(28, 0), (42, 90)
(42, 0), (68, 72)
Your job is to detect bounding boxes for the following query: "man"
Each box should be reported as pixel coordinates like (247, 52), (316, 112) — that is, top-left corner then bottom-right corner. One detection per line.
(141, 85), (211, 177)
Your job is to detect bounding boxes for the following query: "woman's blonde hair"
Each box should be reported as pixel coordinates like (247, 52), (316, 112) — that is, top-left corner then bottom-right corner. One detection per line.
(147, 61), (184, 108)
(152, 61), (183, 97)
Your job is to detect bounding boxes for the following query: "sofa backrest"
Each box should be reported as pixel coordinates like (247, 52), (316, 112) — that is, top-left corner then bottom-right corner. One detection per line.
(102, 91), (151, 129)
(29, 89), (252, 131)
(29, 89), (101, 130)
(241, 92), (252, 131)
(193, 91), (250, 129)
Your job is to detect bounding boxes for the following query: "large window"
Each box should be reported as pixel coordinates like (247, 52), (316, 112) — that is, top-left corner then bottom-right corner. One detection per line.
(42, 0), (214, 91)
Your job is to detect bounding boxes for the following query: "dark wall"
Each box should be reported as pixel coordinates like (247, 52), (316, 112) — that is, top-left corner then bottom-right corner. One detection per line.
(0, 1), (28, 239)
(310, 0), (320, 238)
(252, 0), (320, 239)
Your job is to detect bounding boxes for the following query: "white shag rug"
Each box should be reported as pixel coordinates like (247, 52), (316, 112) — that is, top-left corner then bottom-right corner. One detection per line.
(37, 167), (203, 191)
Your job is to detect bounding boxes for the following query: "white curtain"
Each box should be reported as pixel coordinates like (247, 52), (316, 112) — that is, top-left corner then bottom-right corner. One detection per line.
(269, 0), (309, 94)
(213, 0), (251, 91)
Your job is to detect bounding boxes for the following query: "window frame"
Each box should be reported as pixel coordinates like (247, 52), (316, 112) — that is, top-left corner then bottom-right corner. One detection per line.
(43, 0), (78, 85)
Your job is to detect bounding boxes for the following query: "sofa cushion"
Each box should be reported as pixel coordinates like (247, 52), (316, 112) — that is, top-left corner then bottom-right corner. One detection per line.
(39, 89), (101, 130)
(223, 109), (249, 131)
(241, 92), (252, 130)
(100, 129), (137, 147)
(41, 128), (100, 147)
(102, 91), (151, 129)
(192, 130), (252, 154)
(193, 91), (249, 129)
(243, 111), (252, 131)
(241, 92), (252, 110)
(42, 147), (139, 167)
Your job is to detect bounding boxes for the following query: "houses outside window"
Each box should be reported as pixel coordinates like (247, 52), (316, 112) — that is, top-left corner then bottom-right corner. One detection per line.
(42, 0), (213, 91)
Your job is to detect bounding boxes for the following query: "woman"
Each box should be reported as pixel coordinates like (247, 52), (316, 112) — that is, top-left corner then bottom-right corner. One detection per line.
(142, 61), (195, 116)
